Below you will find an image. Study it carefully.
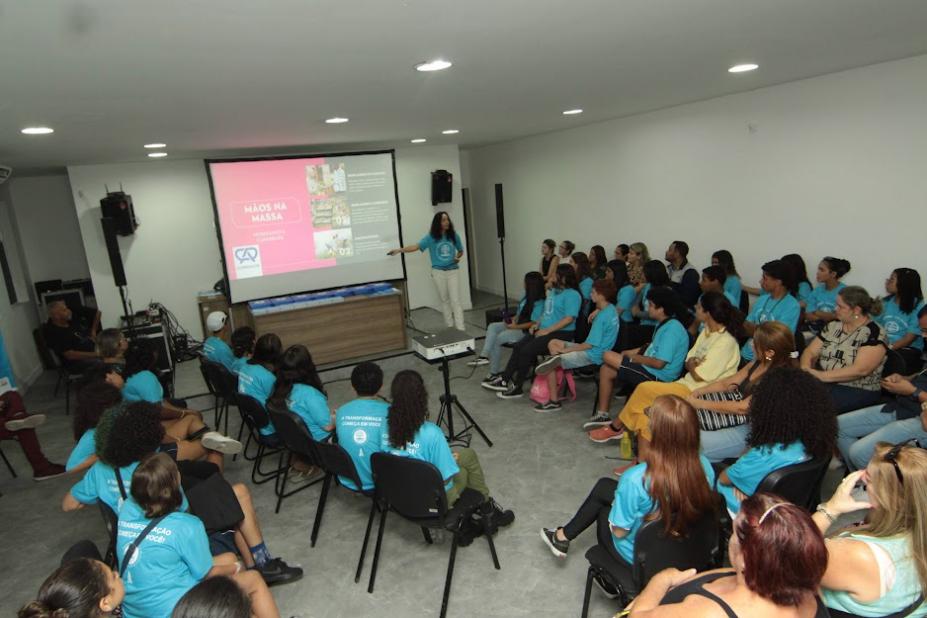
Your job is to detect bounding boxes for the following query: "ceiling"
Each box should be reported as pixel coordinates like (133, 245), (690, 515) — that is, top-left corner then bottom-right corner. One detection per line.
(2, 0), (927, 173)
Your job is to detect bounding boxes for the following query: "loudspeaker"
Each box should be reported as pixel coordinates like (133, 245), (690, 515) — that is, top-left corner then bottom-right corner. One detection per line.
(431, 169), (453, 206)
(101, 217), (127, 287)
(100, 191), (138, 235)
(494, 183), (505, 239)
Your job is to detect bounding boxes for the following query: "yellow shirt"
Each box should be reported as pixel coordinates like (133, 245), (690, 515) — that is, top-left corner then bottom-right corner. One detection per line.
(676, 327), (741, 391)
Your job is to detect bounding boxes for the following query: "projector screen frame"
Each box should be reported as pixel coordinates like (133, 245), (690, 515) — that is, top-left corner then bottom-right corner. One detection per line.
(204, 149), (407, 304)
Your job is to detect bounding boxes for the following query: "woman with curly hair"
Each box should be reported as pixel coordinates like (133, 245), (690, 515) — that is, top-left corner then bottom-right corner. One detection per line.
(66, 381), (123, 473)
(387, 370), (514, 535)
(717, 367), (837, 515)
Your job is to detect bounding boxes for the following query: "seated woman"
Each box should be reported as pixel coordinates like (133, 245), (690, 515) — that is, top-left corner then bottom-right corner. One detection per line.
(801, 286), (888, 414)
(96, 327), (128, 372)
(387, 370), (514, 539)
(690, 322), (798, 462)
(741, 259), (802, 361)
(876, 267), (925, 373)
(815, 444), (927, 618)
(626, 260), (672, 349)
(66, 380), (123, 473)
(540, 239), (559, 285)
(688, 266), (738, 335)
(717, 367), (837, 515)
(628, 492), (829, 618)
(534, 279), (620, 411)
(712, 249), (743, 308)
(172, 576), (251, 618)
(18, 557), (125, 618)
(781, 252), (814, 305)
(540, 396), (716, 575)
(589, 244), (608, 280)
(805, 257), (851, 332)
(475, 271), (546, 385)
(117, 453), (280, 618)
(573, 252), (594, 301)
(229, 326), (256, 375)
(237, 333), (282, 438)
(270, 344), (332, 442)
(614, 243), (630, 262)
(557, 240), (576, 267)
(587, 286), (692, 430)
(490, 264), (582, 399)
(626, 242), (650, 287)
(588, 293), (742, 463)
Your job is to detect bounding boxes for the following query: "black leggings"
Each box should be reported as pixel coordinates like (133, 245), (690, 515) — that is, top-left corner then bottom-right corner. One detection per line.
(561, 477), (627, 565)
(502, 331), (573, 387)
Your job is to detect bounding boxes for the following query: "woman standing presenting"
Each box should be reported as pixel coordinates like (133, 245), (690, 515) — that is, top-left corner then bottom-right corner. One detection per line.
(389, 211), (465, 330)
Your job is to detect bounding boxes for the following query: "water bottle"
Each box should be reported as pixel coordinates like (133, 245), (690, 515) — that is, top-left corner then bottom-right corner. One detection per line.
(619, 431), (633, 460)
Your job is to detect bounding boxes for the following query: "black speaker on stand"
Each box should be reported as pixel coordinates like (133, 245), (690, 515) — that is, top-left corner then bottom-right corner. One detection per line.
(495, 183), (510, 317)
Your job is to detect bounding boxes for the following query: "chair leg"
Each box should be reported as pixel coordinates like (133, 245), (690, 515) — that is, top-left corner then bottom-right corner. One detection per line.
(65, 380), (71, 416)
(274, 454), (290, 514)
(439, 530), (461, 618)
(483, 524), (501, 570)
(581, 567), (594, 618)
(54, 372), (62, 397)
(0, 446), (16, 478)
(367, 506), (389, 593)
(421, 527), (433, 544)
(355, 500), (378, 583)
(310, 473), (332, 547)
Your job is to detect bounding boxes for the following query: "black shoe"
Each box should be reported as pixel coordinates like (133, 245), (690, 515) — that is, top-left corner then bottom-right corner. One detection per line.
(477, 498), (514, 534)
(540, 528), (569, 558)
(496, 384), (523, 399)
(533, 400), (562, 413)
(456, 517), (483, 547)
(482, 376), (509, 392)
(257, 558), (303, 586)
(33, 463), (66, 482)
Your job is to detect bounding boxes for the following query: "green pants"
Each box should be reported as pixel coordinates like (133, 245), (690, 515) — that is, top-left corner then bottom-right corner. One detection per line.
(445, 447), (490, 505)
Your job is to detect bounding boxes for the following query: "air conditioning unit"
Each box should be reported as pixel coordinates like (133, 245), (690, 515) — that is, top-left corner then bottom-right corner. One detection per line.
(0, 165), (11, 185)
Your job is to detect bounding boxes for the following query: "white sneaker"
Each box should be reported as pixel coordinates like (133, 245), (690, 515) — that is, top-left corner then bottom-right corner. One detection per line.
(4, 414), (46, 431)
(201, 431), (243, 455)
(467, 357), (490, 367)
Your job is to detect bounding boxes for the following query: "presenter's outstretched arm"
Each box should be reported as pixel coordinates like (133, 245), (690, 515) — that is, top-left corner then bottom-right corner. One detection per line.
(388, 243), (420, 256)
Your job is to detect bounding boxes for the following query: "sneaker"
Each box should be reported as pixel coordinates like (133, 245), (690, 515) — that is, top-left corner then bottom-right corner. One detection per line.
(482, 377), (510, 392)
(533, 401), (562, 413)
(287, 466), (323, 485)
(488, 499), (515, 529)
(496, 385), (523, 399)
(201, 431), (244, 455)
(535, 355), (562, 376)
(4, 414), (46, 432)
(540, 528), (569, 558)
(257, 557), (303, 586)
(467, 356), (490, 367)
(592, 573), (620, 599)
(588, 424), (624, 443)
(583, 413), (613, 430)
(33, 463), (66, 482)
(481, 373), (501, 385)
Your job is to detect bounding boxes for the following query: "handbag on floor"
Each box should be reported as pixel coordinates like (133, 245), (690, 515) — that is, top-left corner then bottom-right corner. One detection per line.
(529, 368), (576, 404)
(695, 389), (748, 431)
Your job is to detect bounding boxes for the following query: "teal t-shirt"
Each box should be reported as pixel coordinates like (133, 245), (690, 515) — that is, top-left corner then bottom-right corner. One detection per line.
(608, 455), (715, 563)
(335, 398), (390, 491)
(742, 293), (802, 360)
(807, 282), (846, 314)
(616, 285), (638, 322)
(639, 283), (657, 327)
(579, 277), (593, 301)
(584, 303), (620, 364)
(287, 383), (331, 442)
(724, 275), (742, 307)
(419, 232), (463, 270)
(643, 319), (689, 382)
(117, 499), (212, 618)
(123, 371), (163, 404)
(237, 363), (277, 435)
(797, 281), (813, 304)
(540, 288), (582, 332)
(514, 296), (545, 324)
(70, 460), (140, 513)
(719, 441), (809, 514)
(877, 297), (925, 350)
(203, 336), (237, 372)
(66, 429), (96, 471)
(384, 422), (459, 491)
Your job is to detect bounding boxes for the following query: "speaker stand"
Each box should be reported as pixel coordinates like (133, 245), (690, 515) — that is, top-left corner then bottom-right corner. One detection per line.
(499, 236), (510, 316)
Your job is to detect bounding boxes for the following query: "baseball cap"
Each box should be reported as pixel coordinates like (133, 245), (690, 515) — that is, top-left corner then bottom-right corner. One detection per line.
(206, 311), (228, 333)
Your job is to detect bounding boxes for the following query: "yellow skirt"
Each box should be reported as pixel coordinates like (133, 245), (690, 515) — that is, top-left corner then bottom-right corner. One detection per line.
(617, 381), (691, 441)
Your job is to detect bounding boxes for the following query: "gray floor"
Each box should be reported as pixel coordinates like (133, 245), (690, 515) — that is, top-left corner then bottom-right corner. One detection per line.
(0, 293), (843, 617)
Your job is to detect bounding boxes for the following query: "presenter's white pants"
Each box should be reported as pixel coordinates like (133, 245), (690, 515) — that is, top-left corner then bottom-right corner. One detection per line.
(431, 268), (464, 330)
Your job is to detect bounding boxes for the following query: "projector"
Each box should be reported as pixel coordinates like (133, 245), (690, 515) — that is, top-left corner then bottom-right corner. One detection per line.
(412, 328), (475, 361)
(0, 165), (11, 185)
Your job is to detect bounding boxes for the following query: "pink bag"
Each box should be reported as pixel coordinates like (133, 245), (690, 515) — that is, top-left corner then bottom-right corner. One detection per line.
(529, 367), (577, 404)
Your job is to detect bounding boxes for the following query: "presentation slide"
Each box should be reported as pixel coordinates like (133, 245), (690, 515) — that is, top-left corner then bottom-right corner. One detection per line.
(207, 151), (404, 303)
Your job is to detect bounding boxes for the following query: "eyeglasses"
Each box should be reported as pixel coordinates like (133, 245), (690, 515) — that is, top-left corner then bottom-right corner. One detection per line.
(883, 439), (921, 485)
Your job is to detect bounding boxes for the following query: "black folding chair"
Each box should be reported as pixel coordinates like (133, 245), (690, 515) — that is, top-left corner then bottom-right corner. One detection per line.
(97, 503), (119, 568)
(45, 344), (84, 416)
(199, 358), (238, 436)
(265, 403), (324, 513)
(236, 394), (286, 485)
(0, 441), (16, 477)
(366, 453), (501, 618)
(756, 455), (831, 511)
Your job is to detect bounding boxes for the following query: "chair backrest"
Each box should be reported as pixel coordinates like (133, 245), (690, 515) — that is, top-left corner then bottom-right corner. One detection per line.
(236, 394), (272, 434)
(314, 440), (364, 491)
(883, 348), (907, 378)
(201, 358), (239, 401)
(266, 402), (317, 460)
(198, 357), (219, 397)
(370, 452), (448, 521)
(97, 503), (119, 568)
(574, 298), (594, 343)
(756, 455), (830, 511)
(738, 290), (749, 314)
(632, 507), (720, 588)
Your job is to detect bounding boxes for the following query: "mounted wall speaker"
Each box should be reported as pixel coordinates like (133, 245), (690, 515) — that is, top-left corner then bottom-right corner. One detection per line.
(431, 169), (453, 206)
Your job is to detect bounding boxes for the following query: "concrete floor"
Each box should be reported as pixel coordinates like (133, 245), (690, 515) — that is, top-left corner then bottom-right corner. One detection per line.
(0, 294), (843, 617)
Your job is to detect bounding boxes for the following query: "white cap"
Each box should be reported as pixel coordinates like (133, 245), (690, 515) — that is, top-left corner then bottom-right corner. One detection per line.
(206, 311), (228, 333)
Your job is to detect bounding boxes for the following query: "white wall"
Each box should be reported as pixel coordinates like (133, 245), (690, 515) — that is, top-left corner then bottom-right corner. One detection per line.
(66, 145), (471, 335)
(466, 54), (927, 298)
(8, 175), (90, 285)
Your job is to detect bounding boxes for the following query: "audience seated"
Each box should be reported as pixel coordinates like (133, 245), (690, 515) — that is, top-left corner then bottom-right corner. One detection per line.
(488, 264), (582, 399)
(270, 344), (332, 443)
(589, 245), (608, 280)
(614, 243), (630, 262)
(711, 249), (743, 307)
(66, 379), (123, 473)
(534, 279), (620, 411)
(800, 286), (888, 414)
(558, 240), (576, 267)
(626, 259), (672, 349)
(476, 271), (546, 385)
(741, 259), (801, 361)
(626, 242), (650, 287)
(334, 362), (390, 492)
(0, 388), (65, 481)
(691, 322), (798, 462)
(876, 267), (925, 373)
(19, 557), (124, 618)
(202, 311), (239, 372)
(588, 286), (692, 432)
(717, 367), (837, 515)
(540, 239), (558, 285)
(781, 252), (814, 305)
(664, 240), (700, 308)
(588, 293), (741, 463)
(573, 252), (594, 300)
(44, 300), (101, 372)
(816, 444), (927, 618)
(629, 492), (829, 618)
(689, 266), (738, 334)
(229, 326), (256, 374)
(237, 333), (282, 437)
(804, 256), (851, 332)
(172, 575), (252, 618)
(604, 259), (637, 325)
(95, 327), (127, 372)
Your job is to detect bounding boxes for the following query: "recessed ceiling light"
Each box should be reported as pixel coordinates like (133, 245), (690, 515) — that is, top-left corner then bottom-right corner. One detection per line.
(728, 63), (758, 73)
(144, 143), (166, 149)
(562, 109), (583, 115)
(441, 129), (459, 135)
(415, 59), (452, 72)
(148, 152), (168, 158)
(325, 117), (349, 124)
(410, 138), (427, 144)
(21, 126), (54, 135)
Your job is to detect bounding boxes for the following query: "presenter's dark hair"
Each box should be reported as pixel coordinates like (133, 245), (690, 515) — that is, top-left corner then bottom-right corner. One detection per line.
(18, 558), (111, 618)
(172, 576), (251, 618)
(429, 211), (455, 240)
(889, 268), (923, 314)
(74, 382), (122, 441)
(606, 260), (629, 289)
(131, 452), (183, 518)
(124, 338), (158, 378)
(351, 362), (383, 397)
(821, 256), (852, 279)
(592, 279), (617, 304)
(589, 245), (607, 269)
(230, 326), (256, 359)
(781, 254), (810, 296)
(100, 402), (164, 467)
(387, 370), (428, 449)
(699, 292), (744, 340)
(646, 286), (692, 327)
(555, 263), (579, 291)
(712, 250), (739, 277)
(642, 260), (670, 287)
(701, 265), (727, 285)
(671, 240), (690, 258)
(249, 333), (282, 367)
(271, 344), (326, 410)
(519, 271), (546, 324)
(572, 252), (593, 281)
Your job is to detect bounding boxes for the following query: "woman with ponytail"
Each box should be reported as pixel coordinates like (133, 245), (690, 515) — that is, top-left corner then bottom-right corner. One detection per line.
(19, 558), (123, 618)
